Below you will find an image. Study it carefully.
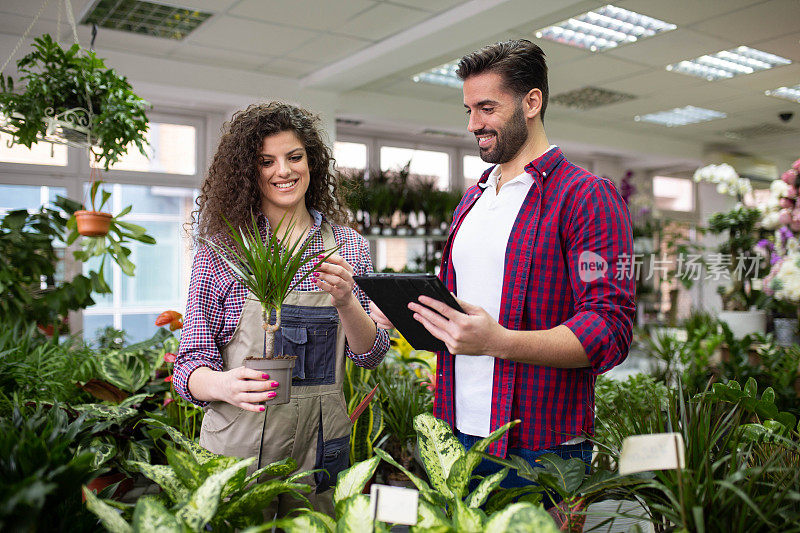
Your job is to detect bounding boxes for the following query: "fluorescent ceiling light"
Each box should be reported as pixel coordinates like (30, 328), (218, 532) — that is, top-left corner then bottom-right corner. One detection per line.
(635, 106), (726, 127)
(765, 84), (800, 103)
(412, 61), (462, 89)
(666, 46), (792, 81)
(534, 4), (676, 52)
(81, 0), (212, 40)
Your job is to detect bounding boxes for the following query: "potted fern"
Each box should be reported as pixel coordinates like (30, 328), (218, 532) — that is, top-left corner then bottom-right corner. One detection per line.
(202, 213), (338, 405)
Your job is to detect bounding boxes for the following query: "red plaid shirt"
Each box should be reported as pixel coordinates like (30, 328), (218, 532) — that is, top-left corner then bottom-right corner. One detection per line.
(174, 210), (390, 405)
(433, 147), (635, 456)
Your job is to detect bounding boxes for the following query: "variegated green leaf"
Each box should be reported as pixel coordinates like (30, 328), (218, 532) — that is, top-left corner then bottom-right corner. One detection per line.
(82, 487), (133, 533)
(333, 455), (380, 506)
(128, 461), (190, 504)
(87, 436), (116, 469)
(97, 351), (150, 393)
(264, 511), (335, 533)
(125, 439), (150, 464)
(118, 393), (150, 408)
(176, 457), (254, 531)
(145, 418), (218, 464)
(373, 448), (432, 493)
(465, 468), (508, 508)
(335, 494), (383, 533)
(410, 499), (452, 532)
(221, 480), (312, 528)
(447, 420), (518, 498)
(132, 495), (181, 532)
(452, 499), (486, 533)
(413, 413), (464, 497)
(483, 502), (558, 533)
(244, 456), (298, 486)
(167, 447), (202, 491)
(287, 468), (324, 484)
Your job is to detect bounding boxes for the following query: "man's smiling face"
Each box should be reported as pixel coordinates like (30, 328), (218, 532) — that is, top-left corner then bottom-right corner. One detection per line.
(462, 71), (529, 164)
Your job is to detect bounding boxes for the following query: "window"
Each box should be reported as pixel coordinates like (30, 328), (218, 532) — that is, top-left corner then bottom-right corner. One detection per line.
(82, 184), (196, 342)
(91, 122), (197, 175)
(0, 132), (68, 166)
(653, 176), (694, 212)
(0, 184), (68, 214)
(463, 154), (485, 190)
(334, 141), (367, 172)
(380, 146), (449, 189)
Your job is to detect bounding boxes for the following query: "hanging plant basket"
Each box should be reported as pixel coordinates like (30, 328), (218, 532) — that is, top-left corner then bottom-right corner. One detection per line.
(75, 210), (112, 237)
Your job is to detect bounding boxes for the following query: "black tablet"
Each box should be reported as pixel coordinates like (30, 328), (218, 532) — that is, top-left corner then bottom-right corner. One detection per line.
(354, 273), (464, 352)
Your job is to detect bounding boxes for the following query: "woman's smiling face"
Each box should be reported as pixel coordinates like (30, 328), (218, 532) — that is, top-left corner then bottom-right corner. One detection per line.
(258, 130), (311, 218)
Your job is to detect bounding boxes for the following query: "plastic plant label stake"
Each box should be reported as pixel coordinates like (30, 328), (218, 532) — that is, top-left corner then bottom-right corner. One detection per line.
(369, 483), (419, 526)
(619, 432), (686, 475)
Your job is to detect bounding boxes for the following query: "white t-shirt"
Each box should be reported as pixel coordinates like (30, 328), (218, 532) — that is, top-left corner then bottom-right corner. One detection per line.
(451, 164), (533, 437)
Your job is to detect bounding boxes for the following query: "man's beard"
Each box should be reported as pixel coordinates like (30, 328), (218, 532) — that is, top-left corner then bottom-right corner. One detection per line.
(477, 104), (528, 164)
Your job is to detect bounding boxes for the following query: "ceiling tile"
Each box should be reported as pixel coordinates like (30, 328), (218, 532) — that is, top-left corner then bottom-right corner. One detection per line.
(170, 44), (270, 70)
(388, 0), (468, 13)
(690, 0), (799, 43)
(186, 15), (318, 55)
(601, 69), (705, 97)
(91, 27), (183, 56)
(0, 0), (93, 20)
(614, 0), (762, 26)
(337, 3), (432, 41)
(605, 28), (734, 67)
(154, 0), (239, 11)
(230, 0), (375, 32)
(718, 62), (800, 92)
(751, 31), (800, 63)
(377, 77), (461, 101)
(262, 58), (321, 78)
(286, 34), (370, 63)
(549, 54), (651, 88)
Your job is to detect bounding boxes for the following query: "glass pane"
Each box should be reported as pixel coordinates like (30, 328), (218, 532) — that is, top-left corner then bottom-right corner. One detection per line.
(380, 146), (449, 190)
(653, 176), (694, 212)
(121, 313), (162, 343)
(83, 314), (114, 341)
(463, 155), (486, 191)
(0, 184), (41, 211)
(92, 123), (196, 175)
(121, 220), (181, 306)
(334, 141), (367, 171)
(0, 132), (68, 166)
(121, 184), (190, 216)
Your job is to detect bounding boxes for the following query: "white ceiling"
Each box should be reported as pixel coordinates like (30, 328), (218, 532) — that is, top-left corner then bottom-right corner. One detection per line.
(0, 0), (798, 171)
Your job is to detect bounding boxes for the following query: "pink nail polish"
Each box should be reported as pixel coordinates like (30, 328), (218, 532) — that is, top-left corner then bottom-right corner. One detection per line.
(270, 381), (280, 387)
(262, 373), (270, 379)
(259, 406), (265, 411)
(267, 391), (277, 399)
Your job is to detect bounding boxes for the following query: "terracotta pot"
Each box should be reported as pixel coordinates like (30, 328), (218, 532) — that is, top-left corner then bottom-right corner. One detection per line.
(75, 210), (112, 237)
(83, 472), (133, 501)
(244, 357), (296, 405)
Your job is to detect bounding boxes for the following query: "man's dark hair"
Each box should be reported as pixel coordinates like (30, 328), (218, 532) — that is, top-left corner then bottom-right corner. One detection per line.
(456, 39), (549, 121)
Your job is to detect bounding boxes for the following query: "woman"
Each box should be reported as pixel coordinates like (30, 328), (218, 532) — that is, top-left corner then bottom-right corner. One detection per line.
(174, 102), (389, 516)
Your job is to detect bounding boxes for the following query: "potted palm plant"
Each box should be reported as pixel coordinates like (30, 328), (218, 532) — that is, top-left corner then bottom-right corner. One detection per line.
(202, 214), (338, 405)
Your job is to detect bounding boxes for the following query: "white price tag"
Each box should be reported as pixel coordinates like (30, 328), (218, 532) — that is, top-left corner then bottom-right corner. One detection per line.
(369, 483), (419, 526)
(619, 432), (685, 475)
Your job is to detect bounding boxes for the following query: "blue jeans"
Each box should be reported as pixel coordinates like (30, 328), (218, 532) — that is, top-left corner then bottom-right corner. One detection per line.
(456, 430), (591, 508)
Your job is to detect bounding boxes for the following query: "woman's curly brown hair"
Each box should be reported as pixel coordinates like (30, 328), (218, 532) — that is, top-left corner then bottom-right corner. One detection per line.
(191, 102), (347, 242)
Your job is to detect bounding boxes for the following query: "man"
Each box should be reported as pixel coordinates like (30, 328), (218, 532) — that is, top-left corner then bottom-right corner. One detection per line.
(371, 40), (635, 500)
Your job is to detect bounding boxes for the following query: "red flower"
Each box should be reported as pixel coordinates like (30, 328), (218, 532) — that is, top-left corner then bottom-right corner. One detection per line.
(164, 375), (173, 383)
(163, 397), (174, 407)
(164, 352), (177, 363)
(155, 310), (183, 330)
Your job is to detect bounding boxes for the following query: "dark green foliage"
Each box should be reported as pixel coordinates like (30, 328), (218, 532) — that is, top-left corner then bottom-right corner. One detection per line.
(0, 403), (98, 532)
(0, 34), (150, 169)
(0, 199), (96, 328)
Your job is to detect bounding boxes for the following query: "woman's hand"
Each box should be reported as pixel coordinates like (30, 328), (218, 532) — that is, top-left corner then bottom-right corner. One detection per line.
(212, 366), (279, 412)
(369, 301), (394, 330)
(314, 254), (358, 309)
